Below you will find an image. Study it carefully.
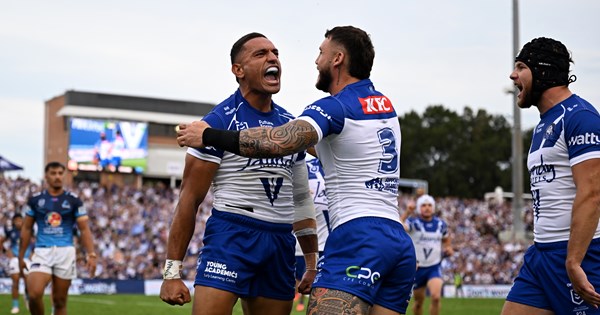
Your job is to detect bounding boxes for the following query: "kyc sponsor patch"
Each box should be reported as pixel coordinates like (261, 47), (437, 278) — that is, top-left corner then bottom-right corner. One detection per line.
(359, 96), (393, 114)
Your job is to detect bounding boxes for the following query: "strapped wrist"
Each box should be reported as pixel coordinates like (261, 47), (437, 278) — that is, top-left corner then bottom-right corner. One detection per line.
(163, 259), (183, 280)
(304, 252), (319, 271)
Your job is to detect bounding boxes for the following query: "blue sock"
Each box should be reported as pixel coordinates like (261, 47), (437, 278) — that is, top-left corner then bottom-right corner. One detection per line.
(12, 299), (19, 308)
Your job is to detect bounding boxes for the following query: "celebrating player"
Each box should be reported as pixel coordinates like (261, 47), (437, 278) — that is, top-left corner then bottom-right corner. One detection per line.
(159, 32), (318, 315)
(175, 25), (416, 315)
(501, 37), (600, 314)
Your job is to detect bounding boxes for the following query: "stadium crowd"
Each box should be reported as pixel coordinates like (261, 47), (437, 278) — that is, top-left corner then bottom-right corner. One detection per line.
(1, 176), (532, 285)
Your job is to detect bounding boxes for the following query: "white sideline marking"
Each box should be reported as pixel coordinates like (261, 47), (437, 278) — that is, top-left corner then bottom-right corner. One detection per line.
(69, 297), (176, 307)
(69, 297), (116, 305)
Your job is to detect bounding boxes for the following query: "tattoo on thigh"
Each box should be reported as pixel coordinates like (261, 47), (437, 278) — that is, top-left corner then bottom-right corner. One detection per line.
(307, 288), (371, 315)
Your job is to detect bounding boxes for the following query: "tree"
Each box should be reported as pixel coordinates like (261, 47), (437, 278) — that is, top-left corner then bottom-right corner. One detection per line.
(399, 105), (514, 198)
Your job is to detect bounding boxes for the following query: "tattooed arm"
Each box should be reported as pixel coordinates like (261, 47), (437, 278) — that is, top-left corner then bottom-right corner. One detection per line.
(239, 120), (319, 157)
(176, 119), (319, 158)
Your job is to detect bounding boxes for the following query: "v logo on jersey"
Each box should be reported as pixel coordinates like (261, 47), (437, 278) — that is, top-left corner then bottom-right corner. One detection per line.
(260, 177), (284, 206)
(423, 248), (433, 260)
(359, 96), (394, 114)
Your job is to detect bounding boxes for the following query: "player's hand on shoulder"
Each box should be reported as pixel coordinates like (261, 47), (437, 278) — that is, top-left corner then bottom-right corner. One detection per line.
(176, 121), (211, 148)
(160, 279), (192, 306)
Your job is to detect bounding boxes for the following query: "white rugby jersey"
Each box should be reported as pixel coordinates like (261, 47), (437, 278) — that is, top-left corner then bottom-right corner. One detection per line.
(188, 89), (306, 224)
(297, 79), (401, 229)
(528, 94), (600, 243)
(406, 216), (448, 267)
(295, 158), (332, 255)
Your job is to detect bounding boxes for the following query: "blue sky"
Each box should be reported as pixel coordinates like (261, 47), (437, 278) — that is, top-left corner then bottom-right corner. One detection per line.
(2, 0), (599, 182)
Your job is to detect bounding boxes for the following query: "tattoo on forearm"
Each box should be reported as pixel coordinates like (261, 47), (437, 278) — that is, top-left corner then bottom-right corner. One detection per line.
(307, 288), (371, 315)
(239, 120), (318, 157)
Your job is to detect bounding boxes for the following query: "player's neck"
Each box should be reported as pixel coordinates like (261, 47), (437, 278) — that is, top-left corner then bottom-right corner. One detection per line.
(536, 86), (573, 115)
(329, 73), (360, 95)
(240, 88), (273, 113)
(47, 187), (64, 196)
(419, 215), (433, 222)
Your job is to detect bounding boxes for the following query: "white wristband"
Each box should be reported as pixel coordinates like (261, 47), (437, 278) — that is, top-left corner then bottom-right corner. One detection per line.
(294, 228), (317, 237)
(163, 259), (183, 280)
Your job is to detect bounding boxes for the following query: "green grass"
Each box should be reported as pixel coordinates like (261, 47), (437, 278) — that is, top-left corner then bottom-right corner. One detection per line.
(0, 294), (505, 314)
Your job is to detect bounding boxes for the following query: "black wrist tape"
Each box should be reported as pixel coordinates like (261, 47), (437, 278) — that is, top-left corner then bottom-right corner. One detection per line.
(202, 128), (241, 155)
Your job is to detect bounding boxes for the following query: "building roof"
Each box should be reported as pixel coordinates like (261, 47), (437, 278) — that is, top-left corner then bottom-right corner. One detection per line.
(54, 90), (215, 124)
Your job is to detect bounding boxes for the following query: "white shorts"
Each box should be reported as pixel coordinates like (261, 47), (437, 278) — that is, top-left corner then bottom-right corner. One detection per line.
(30, 246), (77, 280)
(9, 257), (31, 276)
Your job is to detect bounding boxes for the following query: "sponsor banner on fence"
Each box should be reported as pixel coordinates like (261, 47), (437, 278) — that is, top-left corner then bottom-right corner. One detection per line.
(443, 284), (512, 298)
(0, 278), (145, 295)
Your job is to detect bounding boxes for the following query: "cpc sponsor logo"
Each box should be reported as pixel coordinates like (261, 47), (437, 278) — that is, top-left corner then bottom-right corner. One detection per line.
(345, 265), (381, 286)
(45, 212), (62, 227)
(359, 96), (393, 114)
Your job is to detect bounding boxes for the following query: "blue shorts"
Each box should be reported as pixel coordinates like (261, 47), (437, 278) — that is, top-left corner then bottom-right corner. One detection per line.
(414, 264), (442, 289)
(506, 238), (600, 314)
(295, 256), (306, 281)
(194, 209), (296, 300)
(312, 217), (416, 314)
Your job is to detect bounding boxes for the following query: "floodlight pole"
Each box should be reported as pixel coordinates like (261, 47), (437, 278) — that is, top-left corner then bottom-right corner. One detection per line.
(511, 0), (525, 241)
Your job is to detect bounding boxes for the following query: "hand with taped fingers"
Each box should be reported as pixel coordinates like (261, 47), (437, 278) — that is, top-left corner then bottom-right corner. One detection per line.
(176, 121), (211, 148)
(160, 279), (192, 306)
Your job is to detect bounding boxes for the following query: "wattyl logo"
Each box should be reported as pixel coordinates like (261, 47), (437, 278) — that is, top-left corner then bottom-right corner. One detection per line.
(359, 96), (393, 114)
(568, 132), (600, 146)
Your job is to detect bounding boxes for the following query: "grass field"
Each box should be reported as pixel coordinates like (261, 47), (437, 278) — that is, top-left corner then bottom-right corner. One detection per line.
(1, 294), (505, 314)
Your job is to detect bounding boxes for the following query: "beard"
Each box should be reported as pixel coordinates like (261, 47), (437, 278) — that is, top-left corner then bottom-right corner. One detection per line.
(316, 68), (333, 93)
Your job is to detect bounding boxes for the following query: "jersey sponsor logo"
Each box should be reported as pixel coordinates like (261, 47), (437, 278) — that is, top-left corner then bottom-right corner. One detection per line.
(238, 156), (296, 174)
(529, 155), (555, 187)
(359, 96), (393, 114)
(260, 177), (284, 206)
(567, 132), (600, 147)
(303, 104), (331, 120)
(364, 177), (399, 194)
(259, 120), (274, 127)
(345, 265), (381, 286)
(38, 199), (45, 208)
(62, 200), (70, 209)
(45, 212), (62, 227)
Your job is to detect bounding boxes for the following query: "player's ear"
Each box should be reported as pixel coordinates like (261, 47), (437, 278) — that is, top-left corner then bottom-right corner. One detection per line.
(231, 63), (244, 81)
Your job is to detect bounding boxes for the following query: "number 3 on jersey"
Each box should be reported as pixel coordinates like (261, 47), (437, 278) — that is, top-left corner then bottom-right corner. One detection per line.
(377, 128), (398, 174)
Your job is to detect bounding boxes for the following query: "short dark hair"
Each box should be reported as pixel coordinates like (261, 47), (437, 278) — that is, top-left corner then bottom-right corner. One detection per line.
(230, 32), (267, 65)
(325, 26), (375, 80)
(12, 212), (22, 220)
(45, 161), (65, 173)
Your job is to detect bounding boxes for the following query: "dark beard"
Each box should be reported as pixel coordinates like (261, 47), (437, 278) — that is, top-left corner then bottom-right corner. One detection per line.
(316, 69), (332, 93)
